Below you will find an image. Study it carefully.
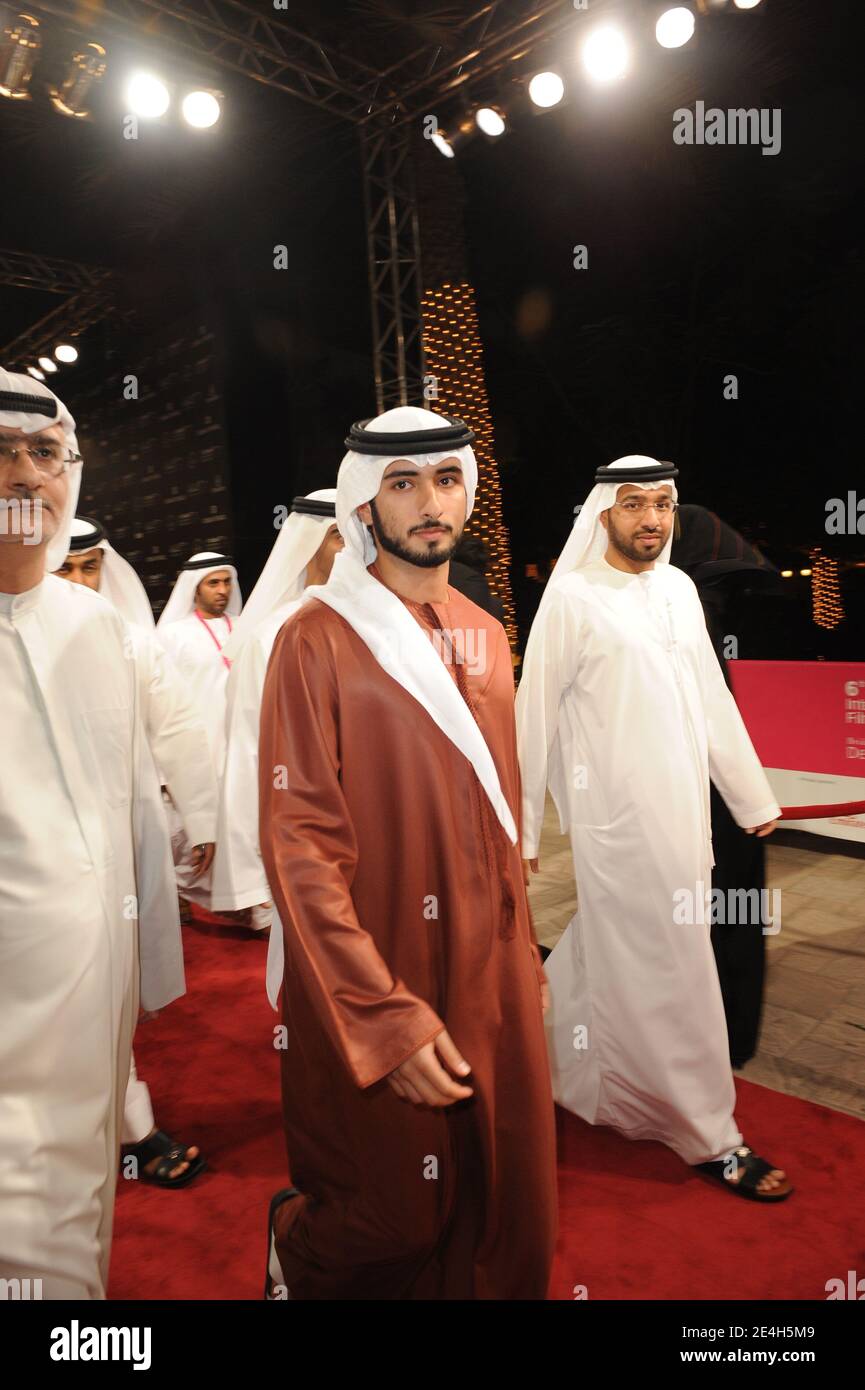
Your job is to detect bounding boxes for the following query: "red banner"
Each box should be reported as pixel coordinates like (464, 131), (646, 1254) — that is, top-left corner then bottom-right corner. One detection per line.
(729, 661), (865, 776)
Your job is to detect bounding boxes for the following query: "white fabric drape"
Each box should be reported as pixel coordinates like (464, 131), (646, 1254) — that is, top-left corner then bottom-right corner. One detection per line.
(0, 576), (181, 1298)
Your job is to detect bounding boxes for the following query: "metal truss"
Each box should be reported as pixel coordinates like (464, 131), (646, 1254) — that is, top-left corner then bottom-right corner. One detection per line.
(0, 249), (109, 296)
(360, 120), (426, 412)
(1, 288), (118, 371)
(12, 1), (576, 396)
(356, 0), (578, 127)
(29, 0), (383, 123)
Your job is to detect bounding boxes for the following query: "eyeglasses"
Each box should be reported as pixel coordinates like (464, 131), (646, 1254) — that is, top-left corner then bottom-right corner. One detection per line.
(0, 441), (82, 479)
(615, 499), (678, 516)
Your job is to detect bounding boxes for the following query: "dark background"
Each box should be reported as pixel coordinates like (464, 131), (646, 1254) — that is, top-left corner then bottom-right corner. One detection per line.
(1, 0), (861, 651)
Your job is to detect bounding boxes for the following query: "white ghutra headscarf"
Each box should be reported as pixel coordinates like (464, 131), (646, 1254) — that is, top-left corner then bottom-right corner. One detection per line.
(222, 489), (337, 661)
(0, 367), (82, 572)
(66, 516), (155, 629)
(303, 405), (518, 845)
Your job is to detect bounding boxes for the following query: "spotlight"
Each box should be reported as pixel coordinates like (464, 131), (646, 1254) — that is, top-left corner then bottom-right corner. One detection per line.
(581, 25), (630, 84)
(125, 71), (170, 119)
(528, 71), (564, 109)
(780, 570), (793, 579)
(800, 568), (812, 577)
(429, 113), (474, 158)
(0, 12), (40, 100)
(656, 8), (696, 48)
(55, 343), (79, 364)
(27, 366), (45, 380)
(475, 105), (506, 138)
(430, 130), (454, 158)
(733, 0), (762, 8)
(181, 89), (221, 129)
(37, 356), (58, 373)
(49, 41), (107, 118)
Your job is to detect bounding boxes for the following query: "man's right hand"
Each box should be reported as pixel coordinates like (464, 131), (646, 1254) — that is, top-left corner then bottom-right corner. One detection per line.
(522, 857), (539, 885)
(387, 1030), (473, 1108)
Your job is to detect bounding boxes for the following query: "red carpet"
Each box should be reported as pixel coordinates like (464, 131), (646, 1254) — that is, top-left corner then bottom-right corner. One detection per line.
(108, 918), (865, 1300)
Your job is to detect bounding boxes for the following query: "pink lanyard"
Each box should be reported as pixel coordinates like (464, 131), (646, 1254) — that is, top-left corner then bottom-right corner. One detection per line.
(194, 610), (232, 669)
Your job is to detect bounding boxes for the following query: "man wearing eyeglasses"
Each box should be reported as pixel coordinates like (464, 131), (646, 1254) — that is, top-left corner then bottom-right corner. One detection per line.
(516, 456), (792, 1205)
(0, 368), (184, 1297)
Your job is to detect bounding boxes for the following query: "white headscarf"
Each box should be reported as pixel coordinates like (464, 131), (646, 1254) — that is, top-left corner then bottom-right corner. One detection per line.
(537, 454), (679, 620)
(156, 551), (242, 631)
(222, 489), (337, 661)
(64, 516), (156, 629)
(0, 366), (82, 572)
(304, 405), (517, 845)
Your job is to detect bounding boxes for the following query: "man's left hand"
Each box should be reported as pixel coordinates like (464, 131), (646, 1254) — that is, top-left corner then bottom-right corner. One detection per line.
(744, 820), (778, 838)
(188, 842), (215, 879)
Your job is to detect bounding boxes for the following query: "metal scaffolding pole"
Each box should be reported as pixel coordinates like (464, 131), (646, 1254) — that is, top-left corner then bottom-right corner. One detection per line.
(360, 120), (426, 413)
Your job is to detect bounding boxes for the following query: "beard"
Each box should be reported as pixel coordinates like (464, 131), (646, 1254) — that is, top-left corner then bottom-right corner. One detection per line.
(606, 514), (666, 564)
(196, 594), (228, 615)
(369, 499), (461, 569)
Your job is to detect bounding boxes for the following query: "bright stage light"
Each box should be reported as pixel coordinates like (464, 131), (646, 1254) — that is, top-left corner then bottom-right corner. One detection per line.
(431, 130), (455, 158)
(780, 570), (793, 579)
(49, 41), (107, 118)
(55, 343), (78, 363)
(0, 12), (40, 100)
(27, 366), (45, 380)
(733, 0), (762, 9)
(475, 106), (506, 138)
(429, 112), (474, 158)
(126, 71), (170, 119)
(182, 89), (221, 129)
(528, 71), (564, 108)
(37, 356), (58, 373)
(581, 25), (630, 84)
(656, 8), (696, 49)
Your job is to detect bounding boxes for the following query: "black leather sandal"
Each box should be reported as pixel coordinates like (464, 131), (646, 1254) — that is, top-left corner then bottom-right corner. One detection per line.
(122, 1128), (206, 1189)
(696, 1146), (793, 1202)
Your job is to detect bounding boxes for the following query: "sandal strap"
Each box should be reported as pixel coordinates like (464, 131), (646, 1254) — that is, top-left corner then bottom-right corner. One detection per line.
(126, 1128), (187, 1166)
(730, 1148), (774, 1192)
(151, 1146), (189, 1181)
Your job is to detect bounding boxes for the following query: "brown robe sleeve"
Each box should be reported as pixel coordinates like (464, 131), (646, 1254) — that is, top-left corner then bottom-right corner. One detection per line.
(258, 613), (446, 1089)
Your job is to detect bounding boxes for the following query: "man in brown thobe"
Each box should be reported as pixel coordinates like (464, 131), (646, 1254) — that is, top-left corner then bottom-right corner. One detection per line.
(259, 407), (557, 1300)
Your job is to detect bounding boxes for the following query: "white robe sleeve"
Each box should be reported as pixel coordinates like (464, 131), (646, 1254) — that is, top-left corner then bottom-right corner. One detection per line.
(136, 631), (218, 847)
(515, 584), (581, 860)
(210, 634), (270, 911)
(698, 614), (782, 830)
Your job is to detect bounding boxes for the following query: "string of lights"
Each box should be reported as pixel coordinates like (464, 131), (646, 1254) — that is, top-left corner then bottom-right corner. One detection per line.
(810, 547), (844, 629)
(421, 280), (518, 647)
